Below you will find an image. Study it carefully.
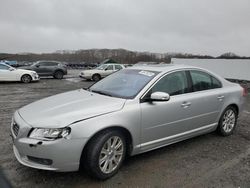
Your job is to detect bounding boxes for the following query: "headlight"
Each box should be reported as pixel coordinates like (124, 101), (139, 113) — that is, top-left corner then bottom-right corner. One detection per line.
(29, 127), (71, 141)
(32, 72), (38, 77)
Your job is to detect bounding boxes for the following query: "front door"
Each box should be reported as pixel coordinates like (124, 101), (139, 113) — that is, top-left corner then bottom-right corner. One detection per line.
(103, 65), (114, 77)
(140, 71), (192, 150)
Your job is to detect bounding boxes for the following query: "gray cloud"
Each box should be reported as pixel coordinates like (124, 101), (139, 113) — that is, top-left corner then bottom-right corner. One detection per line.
(0, 0), (250, 56)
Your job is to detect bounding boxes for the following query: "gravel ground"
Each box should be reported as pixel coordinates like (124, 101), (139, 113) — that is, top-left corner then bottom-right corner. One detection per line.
(0, 77), (250, 188)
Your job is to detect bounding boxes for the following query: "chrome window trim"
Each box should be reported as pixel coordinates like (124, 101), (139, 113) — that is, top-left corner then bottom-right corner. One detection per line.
(139, 68), (224, 102)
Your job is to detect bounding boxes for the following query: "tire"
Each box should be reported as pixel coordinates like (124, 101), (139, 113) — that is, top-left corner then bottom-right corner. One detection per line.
(217, 106), (238, 136)
(92, 74), (101, 82)
(82, 130), (126, 180)
(21, 74), (32, 83)
(53, 71), (64, 79)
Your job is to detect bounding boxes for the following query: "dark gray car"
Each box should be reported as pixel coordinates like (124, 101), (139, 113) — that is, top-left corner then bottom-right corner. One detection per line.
(22, 61), (67, 79)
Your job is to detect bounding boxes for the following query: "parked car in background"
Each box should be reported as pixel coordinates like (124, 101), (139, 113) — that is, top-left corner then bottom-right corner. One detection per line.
(16, 61), (34, 67)
(0, 63), (39, 83)
(0, 60), (18, 67)
(22, 61), (67, 79)
(79, 63), (125, 81)
(11, 64), (246, 179)
(66, 62), (98, 70)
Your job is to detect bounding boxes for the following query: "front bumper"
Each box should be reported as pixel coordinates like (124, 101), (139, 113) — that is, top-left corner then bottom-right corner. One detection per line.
(30, 72), (39, 81)
(79, 74), (92, 80)
(32, 75), (40, 81)
(11, 112), (87, 172)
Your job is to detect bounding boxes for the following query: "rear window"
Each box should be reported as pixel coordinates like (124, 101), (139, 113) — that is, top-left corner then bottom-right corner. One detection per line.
(114, 65), (123, 70)
(190, 70), (222, 92)
(40, 62), (58, 66)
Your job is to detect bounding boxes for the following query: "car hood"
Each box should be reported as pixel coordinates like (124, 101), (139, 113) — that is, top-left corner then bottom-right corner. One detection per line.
(16, 68), (36, 74)
(18, 66), (33, 70)
(18, 89), (126, 128)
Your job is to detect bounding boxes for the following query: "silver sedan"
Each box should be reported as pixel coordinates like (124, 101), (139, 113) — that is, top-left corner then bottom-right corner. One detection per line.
(11, 64), (246, 179)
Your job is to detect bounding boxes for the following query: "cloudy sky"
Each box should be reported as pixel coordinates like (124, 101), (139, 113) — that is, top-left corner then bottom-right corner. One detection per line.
(0, 0), (250, 56)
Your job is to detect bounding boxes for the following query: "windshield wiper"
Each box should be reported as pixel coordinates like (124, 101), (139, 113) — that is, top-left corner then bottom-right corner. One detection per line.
(90, 90), (112, 97)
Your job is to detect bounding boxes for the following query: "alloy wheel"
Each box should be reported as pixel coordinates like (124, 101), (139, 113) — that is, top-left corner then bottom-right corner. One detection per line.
(98, 136), (124, 174)
(21, 75), (31, 83)
(222, 109), (236, 133)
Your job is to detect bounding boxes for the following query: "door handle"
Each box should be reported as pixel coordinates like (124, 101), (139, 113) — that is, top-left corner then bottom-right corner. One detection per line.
(217, 95), (224, 101)
(181, 102), (191, 108)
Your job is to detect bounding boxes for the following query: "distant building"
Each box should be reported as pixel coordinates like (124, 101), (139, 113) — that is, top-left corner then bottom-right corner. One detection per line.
(172, 58), (250, 81)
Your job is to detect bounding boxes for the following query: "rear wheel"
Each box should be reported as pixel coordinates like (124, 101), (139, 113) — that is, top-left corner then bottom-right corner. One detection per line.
(53, 71), (64, 79)
(92, 74), (101, 82)
(21, 74), (32, 83)
(217, 106), (238, 136)
(82, 130), (126, 180)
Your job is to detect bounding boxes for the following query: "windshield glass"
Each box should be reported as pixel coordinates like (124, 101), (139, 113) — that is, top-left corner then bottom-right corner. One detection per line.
(89, 69), (159, 99)
(96, 64), (108, 70)
(32, 61), (39, 66)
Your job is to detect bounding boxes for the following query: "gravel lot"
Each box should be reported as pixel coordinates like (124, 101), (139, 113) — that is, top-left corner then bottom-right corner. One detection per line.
(0, 76), (250, 188)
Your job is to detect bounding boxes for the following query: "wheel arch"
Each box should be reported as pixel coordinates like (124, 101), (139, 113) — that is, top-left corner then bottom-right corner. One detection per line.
(53, 69), (64, 75)
(228, 104), (239, 115)
(80, 126), (133, 168)
(92, 73), (101, 78)
(217, 103), (239, 136)
(21, 74), (32, 82)
(222, 103), (239, 117)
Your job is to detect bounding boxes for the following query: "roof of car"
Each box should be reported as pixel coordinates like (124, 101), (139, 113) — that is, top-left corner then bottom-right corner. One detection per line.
(128, 64), (198, 72)
(100, 63), (124, 66)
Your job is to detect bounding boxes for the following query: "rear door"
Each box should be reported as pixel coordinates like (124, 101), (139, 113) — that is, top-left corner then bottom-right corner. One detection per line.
(185, 70), (225, 129)
(114, 65), (123, 72)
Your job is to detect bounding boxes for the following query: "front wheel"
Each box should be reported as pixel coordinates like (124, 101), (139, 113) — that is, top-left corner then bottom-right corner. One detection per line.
(92, 74), (101, 82)
(21, 74), (32, 83)
(53, 71), (64, 79)
(82, 130), (126, 180)
(217, 106), (238, 136)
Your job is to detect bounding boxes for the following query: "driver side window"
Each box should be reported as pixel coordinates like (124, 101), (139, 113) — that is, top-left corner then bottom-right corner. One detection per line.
(106, 65), (114, 70)
(151, 71), (189, 96)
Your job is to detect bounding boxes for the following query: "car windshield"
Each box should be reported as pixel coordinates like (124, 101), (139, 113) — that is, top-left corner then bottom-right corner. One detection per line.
(96, 64), (108, 70)
(0, 63), (11, 70)
(89, 69), (159, 99)
(32, 62), (39, 66)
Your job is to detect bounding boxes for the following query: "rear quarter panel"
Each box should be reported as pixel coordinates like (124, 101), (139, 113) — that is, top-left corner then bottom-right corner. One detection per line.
(217, 81), (245, 120)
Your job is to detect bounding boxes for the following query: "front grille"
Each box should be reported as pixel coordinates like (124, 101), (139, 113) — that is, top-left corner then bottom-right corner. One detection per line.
(12, 122), (19, 137)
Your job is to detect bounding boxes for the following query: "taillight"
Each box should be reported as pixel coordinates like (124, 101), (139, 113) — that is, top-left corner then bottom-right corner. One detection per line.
(241, 86), (248, 97)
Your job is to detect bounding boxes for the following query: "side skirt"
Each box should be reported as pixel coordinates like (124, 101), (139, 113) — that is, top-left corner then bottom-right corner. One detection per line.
(132, 123), (217, 155)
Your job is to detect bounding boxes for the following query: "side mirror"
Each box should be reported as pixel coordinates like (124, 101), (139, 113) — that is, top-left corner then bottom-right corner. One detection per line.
(150, 92), (170, 101)
(36, 64), (40, 67)
(9, 67), (15, 71)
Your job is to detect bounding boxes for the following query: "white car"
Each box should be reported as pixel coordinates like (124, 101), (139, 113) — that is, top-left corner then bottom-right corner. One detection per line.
(79, 64), (125, 81)
(0, 63), (39, 83)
